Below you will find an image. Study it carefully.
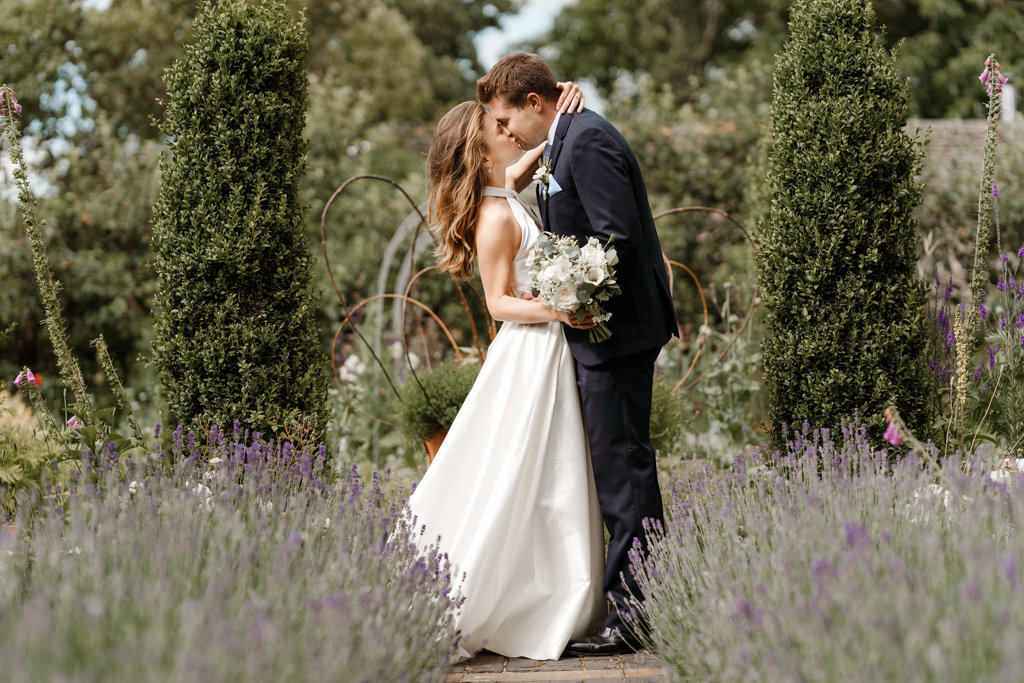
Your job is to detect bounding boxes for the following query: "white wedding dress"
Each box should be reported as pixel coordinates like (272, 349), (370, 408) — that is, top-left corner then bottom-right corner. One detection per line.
(407, 186), (605, 661)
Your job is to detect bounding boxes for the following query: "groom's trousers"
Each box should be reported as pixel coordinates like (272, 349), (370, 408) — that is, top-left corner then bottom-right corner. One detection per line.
(575, 346), (665, 633)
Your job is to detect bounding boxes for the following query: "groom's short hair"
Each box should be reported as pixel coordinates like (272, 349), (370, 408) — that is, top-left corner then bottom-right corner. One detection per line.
(477, 53), (561, 107)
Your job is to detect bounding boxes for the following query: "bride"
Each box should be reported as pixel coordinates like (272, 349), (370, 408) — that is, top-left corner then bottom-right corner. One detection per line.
(407, 86), (606, 661)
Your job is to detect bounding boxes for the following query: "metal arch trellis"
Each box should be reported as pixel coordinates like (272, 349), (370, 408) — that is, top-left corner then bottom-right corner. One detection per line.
(653, 206), (760, 394)
(321, 174), (493, 429)
(321, 175), (759, 427)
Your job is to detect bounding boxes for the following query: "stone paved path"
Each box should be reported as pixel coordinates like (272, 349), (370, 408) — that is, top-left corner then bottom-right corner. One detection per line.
(446, 651), (667, 682)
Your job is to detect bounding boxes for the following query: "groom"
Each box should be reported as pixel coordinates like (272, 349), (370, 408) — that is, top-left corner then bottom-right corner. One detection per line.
(478, 53), (678, 655)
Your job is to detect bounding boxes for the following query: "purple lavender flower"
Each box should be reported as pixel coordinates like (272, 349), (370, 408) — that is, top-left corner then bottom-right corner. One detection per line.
(945, 283), (954, 301)
(973, 365), (983, 380)
(1000, 553), (1019, 588)
(844, 522), (871, 547)
(979, 303), (988, 318)
(1019, 244), (1024, 260)
(993, 183), (999, 198)
(1017, 314), (1024, 329)
(999, 279), (1008, 291)
(1001, 316), (1008, 330)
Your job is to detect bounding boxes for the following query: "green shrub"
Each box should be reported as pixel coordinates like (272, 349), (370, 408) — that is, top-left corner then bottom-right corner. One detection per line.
(650, 375), (684, 458)
(0, 392), (52, 520)
(756, 0), (931, 443)
(152, 0), (328, 441)
(396, 361), (480, 442)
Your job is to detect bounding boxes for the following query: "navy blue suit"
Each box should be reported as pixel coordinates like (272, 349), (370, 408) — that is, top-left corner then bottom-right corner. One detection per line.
(538, 109), (677, 632)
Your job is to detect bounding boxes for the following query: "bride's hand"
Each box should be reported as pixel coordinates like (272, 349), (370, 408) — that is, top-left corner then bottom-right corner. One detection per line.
(505, 141), (547, 191)
(553, 308), (595, 330)
(555, 81), (585, 114)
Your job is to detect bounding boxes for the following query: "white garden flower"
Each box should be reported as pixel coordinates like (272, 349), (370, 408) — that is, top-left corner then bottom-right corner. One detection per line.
(339, 354), (366, 384)
(584, 266), (605, 286)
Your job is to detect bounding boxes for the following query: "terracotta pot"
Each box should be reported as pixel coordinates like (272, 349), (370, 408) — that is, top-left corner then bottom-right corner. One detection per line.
(425, 428), (449, 465)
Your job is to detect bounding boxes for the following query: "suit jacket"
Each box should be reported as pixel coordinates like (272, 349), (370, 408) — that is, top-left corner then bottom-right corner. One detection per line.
(538, 109), (677, 366)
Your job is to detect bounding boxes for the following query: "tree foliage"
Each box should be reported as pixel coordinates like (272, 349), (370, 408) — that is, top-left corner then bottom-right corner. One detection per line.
(151, 0), (329, 439)
(537, 0), (1022, 117)
(0, 0), (518, 421)
(757, 0), (931, 441)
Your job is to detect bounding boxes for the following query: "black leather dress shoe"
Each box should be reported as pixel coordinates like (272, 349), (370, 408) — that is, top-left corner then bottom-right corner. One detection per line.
(563, 627), (639, 656)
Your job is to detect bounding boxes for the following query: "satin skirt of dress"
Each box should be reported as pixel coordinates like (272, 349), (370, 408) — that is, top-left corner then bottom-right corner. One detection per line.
(407, 319), (605, 661)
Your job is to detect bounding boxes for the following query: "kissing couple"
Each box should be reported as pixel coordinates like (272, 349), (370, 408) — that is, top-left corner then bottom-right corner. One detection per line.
(407, 52), (677, 661)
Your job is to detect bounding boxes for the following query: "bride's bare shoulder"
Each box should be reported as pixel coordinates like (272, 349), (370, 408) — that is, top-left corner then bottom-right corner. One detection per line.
(475, 196), (519, 251)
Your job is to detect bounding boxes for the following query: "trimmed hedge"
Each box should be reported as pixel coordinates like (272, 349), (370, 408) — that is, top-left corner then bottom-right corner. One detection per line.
(757, 0), (931, 442)
(152, 0), (328, 441)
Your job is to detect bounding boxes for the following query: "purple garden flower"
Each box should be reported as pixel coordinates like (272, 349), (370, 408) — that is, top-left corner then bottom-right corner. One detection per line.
(1002, 316), (1008, 330)
(0, 88), (22, 115)
(1018, 244), (1024, 260)
(980, 60), (1010, 95)
(979, 303), (988, 318)
(883, 422), (901, 447)
(973, 365), (983, 380)
(993, 184), (999, 198)
(13, 369), (41, 387)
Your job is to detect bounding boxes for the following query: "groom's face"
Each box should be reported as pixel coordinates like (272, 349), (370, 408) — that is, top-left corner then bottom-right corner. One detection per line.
(486, 95), (550, 151)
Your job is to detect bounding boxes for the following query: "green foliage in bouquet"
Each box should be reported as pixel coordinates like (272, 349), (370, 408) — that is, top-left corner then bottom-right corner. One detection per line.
(152, 0), (329, 441)
(396, 362), (480, 443)
(757, 0), (931, 443)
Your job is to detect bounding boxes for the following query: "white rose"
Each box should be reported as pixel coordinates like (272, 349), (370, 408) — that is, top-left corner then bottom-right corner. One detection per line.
(579, 244), (606, 268)
(541, 263), (569, 283)
(555, 287), (581, 311)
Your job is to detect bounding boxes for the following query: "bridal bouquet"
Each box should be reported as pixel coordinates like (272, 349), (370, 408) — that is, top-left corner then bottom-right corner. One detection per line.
(527, 232), (621, 343)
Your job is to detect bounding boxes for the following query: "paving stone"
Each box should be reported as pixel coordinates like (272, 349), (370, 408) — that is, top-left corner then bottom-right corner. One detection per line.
(621, 651), (661, 668)
(460, 671), (626, 682)
(574, 654), (624, 670)
(623, 668), (668, 682)
(463, 653), (507, 673)
(505, 656), (590, 672)
(504, 657), (546, 672)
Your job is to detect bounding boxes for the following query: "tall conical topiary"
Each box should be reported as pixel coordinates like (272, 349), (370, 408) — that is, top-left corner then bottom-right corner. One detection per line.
(152, 0), (329, 441)
(756, 0), (931, 443)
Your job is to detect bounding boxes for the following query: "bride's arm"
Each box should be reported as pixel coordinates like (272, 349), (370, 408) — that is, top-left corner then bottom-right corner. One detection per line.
(505, 82), (585, 193)
(505, 142), (545, 193)
(475, 202), (589, 327)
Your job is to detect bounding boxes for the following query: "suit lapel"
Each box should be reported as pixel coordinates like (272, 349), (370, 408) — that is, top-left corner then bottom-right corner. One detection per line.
(549, 111), (573, 172)
(541, 111), (574, 233)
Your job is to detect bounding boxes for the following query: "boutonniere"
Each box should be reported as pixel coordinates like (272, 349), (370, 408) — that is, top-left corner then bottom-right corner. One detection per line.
(533, 158), (551, 189)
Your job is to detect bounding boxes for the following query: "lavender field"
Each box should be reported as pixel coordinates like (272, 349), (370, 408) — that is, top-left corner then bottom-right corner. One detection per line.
(636, 423), (1024, 681)
(0, 426), (459, 682)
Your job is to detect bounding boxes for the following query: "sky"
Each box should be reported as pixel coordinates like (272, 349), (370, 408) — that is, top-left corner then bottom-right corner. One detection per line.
(475, 0), (574, 69)
(475, 0), (603, 112)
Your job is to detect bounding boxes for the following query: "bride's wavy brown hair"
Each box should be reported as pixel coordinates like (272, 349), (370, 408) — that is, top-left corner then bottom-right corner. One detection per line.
(427, 101), (487, 280)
